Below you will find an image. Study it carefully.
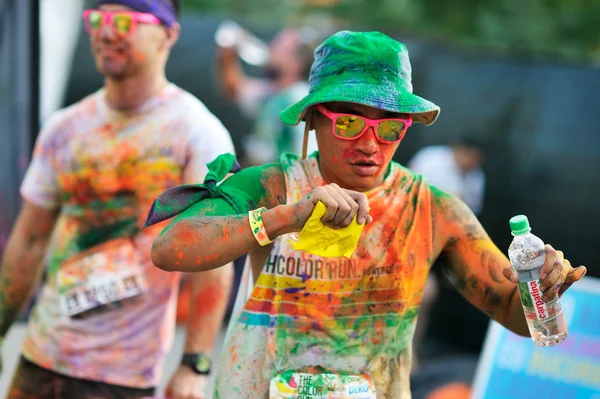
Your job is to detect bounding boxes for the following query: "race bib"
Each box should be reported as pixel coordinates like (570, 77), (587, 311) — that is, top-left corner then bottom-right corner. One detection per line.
(270, 369), (376, 399)
(57, 238), (147, 317)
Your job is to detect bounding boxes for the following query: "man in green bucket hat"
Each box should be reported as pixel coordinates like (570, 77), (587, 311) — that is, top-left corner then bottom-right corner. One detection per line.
(148, 31), (586, 398)
(280, 31), (439, 129)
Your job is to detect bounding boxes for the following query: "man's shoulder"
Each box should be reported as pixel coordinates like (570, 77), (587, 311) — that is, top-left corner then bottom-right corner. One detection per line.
(55, 89), (100, 116)
(232, 162), (285, 184)
(390, 160), (425, 185)
(169, 87), (217, 118)
(168, 87), (230, 135)
(277, 152), (302, 165)
(223, 162), (286, 206)
(39, 91), (102, 138)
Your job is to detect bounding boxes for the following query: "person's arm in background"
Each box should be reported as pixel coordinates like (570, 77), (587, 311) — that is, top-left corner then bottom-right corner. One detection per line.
(215, 46), (273, 119)
(215, 45), (247, 103)
(432, 187), (586, 337)
(161, 163), (284, 397)
(165, 114), (235, 399)
(0, 117), (62, 371)
(0, 204), (57, 363)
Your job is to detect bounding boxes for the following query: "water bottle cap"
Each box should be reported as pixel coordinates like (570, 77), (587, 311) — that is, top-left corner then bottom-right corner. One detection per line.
(509, 215), (531, 235)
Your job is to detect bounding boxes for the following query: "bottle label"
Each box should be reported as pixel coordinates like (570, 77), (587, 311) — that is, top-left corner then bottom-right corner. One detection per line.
(518, 280), (548, 320)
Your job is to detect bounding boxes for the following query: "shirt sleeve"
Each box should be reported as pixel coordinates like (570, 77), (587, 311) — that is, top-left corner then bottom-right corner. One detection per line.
(20, 113), (63, 210)
(182, 110), (236, 185)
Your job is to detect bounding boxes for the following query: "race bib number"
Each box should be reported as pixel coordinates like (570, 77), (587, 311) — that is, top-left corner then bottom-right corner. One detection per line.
(270, 370), (376, 399)
(57, 238), (147, 317)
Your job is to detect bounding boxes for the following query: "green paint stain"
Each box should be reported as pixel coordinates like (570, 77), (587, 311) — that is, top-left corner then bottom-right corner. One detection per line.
(272, 307), (420, 359)
(430, 185), (452, 206)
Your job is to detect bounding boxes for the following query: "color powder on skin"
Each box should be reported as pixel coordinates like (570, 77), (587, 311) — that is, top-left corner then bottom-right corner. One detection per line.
(212, 153), (433, 398)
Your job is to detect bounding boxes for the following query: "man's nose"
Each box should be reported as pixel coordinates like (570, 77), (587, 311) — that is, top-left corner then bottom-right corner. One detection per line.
(354, 127), (379, 155)
(98, 22), (116, 41)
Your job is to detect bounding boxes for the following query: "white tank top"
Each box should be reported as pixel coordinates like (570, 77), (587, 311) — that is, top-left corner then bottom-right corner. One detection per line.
(214, 153), (434, 399)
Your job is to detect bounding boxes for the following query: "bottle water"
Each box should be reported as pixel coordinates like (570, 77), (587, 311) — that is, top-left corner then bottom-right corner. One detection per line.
(508, 215), (568, 347)
(214, 20), (271, 67)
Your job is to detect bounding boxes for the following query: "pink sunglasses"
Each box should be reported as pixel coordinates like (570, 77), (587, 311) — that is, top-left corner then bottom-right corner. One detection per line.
(82, 9), (161, 36)
(315, 104), (412, 143)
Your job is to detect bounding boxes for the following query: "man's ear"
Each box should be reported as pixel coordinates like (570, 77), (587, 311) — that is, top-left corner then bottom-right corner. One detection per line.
(164, 22), (181, 50)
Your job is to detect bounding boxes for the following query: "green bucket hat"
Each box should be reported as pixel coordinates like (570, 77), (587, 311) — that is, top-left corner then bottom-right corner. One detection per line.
(280, 31), (440, 126)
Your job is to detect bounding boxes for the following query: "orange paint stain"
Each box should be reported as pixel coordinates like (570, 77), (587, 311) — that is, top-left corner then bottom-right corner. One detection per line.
(132, 49), (146, 62)
(193, 285), (223, 317)
(204, 253), (219, 263)
(230, 350), (238, 365)
(178, 227), (200, 247)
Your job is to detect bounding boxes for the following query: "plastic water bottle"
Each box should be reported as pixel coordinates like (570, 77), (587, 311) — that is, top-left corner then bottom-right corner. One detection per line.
(508, 215), (568, 347)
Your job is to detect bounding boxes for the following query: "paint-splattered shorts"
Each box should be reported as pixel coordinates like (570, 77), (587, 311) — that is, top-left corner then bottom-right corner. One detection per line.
(6, 356), (155, 399)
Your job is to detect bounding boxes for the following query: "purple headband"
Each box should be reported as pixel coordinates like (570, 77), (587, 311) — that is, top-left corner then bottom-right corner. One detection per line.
(95, 0), (177, 27)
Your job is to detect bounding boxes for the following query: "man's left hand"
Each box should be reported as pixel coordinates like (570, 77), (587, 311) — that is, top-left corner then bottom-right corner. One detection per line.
(503, 244), (587, 302)
(165, 365), (208, 399)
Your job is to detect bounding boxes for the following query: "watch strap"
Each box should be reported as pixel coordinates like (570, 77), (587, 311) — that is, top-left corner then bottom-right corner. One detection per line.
(181, 352), (211, 375)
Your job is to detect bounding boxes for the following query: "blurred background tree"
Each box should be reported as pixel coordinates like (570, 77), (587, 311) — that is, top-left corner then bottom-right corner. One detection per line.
(182, 0), (600, 65)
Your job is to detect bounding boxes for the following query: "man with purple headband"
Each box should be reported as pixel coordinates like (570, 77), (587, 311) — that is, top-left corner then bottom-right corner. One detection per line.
(0, 1), (234, 398)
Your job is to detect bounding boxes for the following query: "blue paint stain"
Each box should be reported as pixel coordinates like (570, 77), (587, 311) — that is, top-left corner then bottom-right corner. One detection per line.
(285, 287), (305, 294)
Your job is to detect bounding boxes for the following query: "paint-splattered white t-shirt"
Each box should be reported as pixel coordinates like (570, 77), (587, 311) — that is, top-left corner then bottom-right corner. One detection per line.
(20, 84), (234, 388)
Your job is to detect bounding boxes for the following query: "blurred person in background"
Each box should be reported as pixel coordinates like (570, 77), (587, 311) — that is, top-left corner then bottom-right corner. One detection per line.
(408, 138), (485, 215)
(149, 31), (586, 399)
(216, 27), (320, 166)
(0, 1), (234, 398)
(408, 138), (487, 399)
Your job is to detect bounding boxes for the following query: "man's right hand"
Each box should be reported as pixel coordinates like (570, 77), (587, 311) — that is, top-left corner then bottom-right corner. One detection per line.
(290, 183), (372, 231)
(216, 45), (238, 63)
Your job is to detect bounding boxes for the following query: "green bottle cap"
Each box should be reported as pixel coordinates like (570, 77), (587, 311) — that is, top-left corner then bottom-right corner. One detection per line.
(509, 215), (531, 235)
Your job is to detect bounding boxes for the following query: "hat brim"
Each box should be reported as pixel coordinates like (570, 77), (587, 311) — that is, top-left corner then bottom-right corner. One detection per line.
(280, 83), (440, 126)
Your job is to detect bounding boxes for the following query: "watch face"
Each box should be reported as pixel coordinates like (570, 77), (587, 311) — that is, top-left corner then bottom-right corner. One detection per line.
(195, 355), (211, 373)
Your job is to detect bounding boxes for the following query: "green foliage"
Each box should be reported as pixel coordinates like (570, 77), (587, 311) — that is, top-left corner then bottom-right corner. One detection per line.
(182, 0), (600, 64)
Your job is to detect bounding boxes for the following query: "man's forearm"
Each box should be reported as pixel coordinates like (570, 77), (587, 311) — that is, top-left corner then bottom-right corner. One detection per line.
(0, 235), (48, 337)
(216, 47), (246, 102)
(183, 263), (234, 353)
(152, 205), (295, 272)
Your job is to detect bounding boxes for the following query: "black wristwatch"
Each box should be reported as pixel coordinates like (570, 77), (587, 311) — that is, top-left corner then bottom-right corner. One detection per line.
(181, 353), (212, 375)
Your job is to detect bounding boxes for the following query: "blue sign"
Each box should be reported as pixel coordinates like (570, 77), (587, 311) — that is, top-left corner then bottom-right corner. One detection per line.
(472, 277), (600, 399)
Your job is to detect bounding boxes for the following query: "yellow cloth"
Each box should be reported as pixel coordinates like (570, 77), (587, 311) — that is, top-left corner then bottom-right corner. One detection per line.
(289, 201), (366, 258)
